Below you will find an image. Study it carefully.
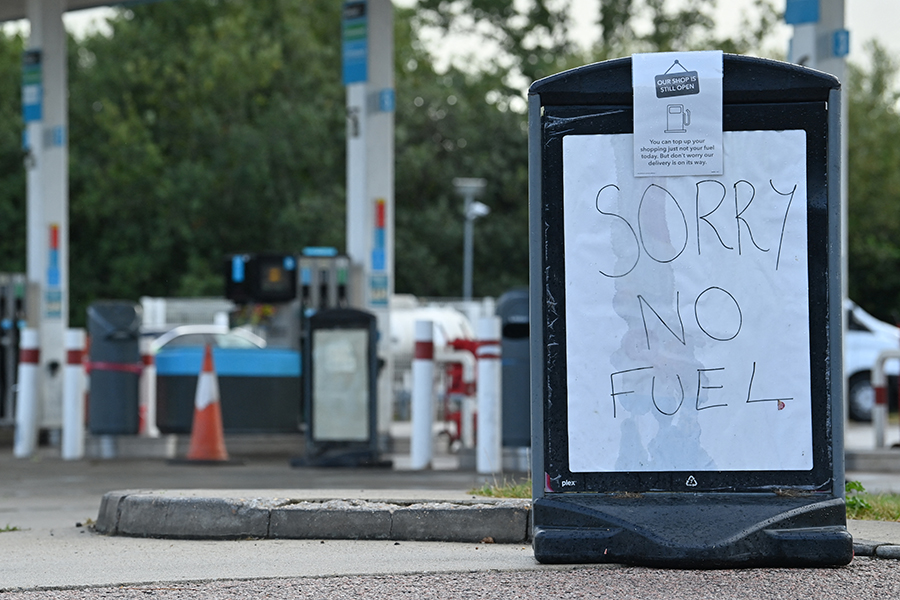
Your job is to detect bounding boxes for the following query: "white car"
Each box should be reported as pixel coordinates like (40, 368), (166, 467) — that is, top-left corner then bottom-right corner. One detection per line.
(845, 300), (900, 421)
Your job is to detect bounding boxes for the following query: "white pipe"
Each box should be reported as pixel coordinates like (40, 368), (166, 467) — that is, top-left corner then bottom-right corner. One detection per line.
(14, 328), (40, 458)
(434, 347), (477, 449)
(410, 320), (434, 470)
(61, 328), (85, 460)
(476, 316), (502, 474)
(434, 347), (476, 384)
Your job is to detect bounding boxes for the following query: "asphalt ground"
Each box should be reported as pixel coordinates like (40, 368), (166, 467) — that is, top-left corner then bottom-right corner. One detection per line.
(4, 423), (900, 596)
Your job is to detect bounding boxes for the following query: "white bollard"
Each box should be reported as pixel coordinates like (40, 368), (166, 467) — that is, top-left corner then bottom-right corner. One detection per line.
(62, 328), (86, 460)
(13, 328), (40, 458)
(871, 349), (900, 449)
(410, 320), (434, 470)
(476, 316), (502, 474)
(139, 337), (159, 437)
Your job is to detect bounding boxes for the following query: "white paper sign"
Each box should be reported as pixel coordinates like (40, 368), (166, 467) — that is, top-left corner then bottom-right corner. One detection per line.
(313, 328), (370, 441)
(563, 130), (812, 473)
(632, 51), (723, 177)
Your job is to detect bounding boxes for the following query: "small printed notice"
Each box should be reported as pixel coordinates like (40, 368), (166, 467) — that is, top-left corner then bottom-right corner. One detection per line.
(632, 51), (723, 177)
(562, 130), (812, 473)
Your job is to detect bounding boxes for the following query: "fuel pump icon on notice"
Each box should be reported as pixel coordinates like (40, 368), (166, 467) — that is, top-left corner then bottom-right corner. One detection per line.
(665, 104), (690, 133)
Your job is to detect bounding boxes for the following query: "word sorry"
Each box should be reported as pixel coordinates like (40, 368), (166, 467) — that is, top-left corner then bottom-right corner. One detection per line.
(593, 178), (798, 277)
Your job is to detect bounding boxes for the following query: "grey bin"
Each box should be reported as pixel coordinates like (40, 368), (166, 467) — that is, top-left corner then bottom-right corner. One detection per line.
(497, 288), (530, 448)
(87, 301), (141, 435)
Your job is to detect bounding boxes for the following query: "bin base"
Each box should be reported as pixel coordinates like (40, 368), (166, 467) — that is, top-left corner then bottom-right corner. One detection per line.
(291, 444), (392, 468)
(168, 458), (244, 466)
(532, 493), (853, 568)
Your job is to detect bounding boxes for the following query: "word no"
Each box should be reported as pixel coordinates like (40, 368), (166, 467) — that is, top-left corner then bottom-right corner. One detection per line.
(637, 287), (742, 350)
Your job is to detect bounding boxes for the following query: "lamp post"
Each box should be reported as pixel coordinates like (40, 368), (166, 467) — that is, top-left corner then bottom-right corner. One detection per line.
(453, 178), (488, 300)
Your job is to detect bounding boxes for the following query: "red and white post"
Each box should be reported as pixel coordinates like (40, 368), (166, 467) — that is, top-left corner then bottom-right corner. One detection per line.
(476, 316), (502, 474)
(871, 349), (900, 448)
(139, 337), (159, 437)
(61, 328), (85, 460)
(13, 328), (40, 458)
(410, 320), (434, 470)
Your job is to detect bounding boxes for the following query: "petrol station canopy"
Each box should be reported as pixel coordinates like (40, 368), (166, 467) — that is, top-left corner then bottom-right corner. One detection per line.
(0, 0), (113, 22)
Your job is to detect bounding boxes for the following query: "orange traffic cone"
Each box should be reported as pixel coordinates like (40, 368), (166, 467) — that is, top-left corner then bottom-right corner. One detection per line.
(184, 344), (229, 462)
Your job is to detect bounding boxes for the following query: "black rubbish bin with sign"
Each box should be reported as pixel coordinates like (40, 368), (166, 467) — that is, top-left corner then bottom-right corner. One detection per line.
(528, 55), (852, 566)
(87, 301), (142, 435)
(292, 307), (386, 467)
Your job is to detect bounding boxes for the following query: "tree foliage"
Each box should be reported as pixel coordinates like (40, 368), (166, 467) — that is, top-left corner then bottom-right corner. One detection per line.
(0, 30), (26, 274)
(414, 0), (782, 84)
(66, 0), (347, 323)
(847, 42), (900, 321)
(393, 10), (529, 297)
(598, 0), (780, 57)
(0, 0), (786, 326)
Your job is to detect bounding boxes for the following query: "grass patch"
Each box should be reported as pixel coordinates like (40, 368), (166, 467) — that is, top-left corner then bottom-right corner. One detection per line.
(846, 481), (900, 521)
(0, 524), (20, 533)
(470, 479), (900, 519)
(470, 478), (532, 498)
(846, 494), (900, 521)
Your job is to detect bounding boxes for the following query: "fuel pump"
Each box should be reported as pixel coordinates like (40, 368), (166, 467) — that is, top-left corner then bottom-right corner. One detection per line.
(0, 273), (26, 425)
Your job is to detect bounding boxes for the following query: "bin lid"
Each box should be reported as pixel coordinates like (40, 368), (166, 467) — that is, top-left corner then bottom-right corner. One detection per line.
(88, 301), (142, 336)
(496, 288), (529, 321)
(529, 54), (840, 106)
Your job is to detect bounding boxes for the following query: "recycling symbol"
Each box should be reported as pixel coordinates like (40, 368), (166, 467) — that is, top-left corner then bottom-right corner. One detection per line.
(685, 476), (698, 487)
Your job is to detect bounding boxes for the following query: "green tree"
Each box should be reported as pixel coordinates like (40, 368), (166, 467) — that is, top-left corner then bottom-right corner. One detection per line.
(597, 0), (780, 57)
(66, 0), (534, 310)
(398, 0), (783, 298)
(394, 8), (529, 297)
(847, 42), (900, 321)
(1, 0), (789, 325)
(67, 0), (347, 323)
(0, 30), (25, 273)
(413, 0), (782, 85)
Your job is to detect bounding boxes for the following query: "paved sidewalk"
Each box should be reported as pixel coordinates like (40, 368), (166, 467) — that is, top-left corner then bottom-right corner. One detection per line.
(5, 426), (900, 591)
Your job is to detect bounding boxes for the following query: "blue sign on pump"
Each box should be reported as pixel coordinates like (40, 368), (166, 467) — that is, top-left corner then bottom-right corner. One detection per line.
(784, 0), (819, 25)
(379, 88), (395, 112)
(342, 1), (368, 85)
(232, 256), (246, 283)
(833, 29), (850, 58)
(302, 246), (338, 257)
(21, 49), (42, 123)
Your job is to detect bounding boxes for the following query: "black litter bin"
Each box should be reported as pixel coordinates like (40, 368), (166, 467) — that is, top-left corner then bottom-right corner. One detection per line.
(529, 54), (851, 566)
(294, 307), (383, 467)
(87, 301), (142, 435)
(497, 288), (530, 448)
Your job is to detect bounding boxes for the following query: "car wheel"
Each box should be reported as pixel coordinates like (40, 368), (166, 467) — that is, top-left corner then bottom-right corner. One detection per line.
(848, 372), (875, 422)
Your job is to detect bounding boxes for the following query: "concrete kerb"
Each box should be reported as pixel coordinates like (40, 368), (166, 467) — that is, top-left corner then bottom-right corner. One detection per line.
(94, 489), (900, 559)
(95, 490), (532, 544)
(851, 539), (900, 558)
